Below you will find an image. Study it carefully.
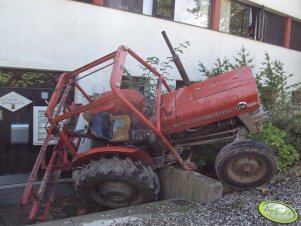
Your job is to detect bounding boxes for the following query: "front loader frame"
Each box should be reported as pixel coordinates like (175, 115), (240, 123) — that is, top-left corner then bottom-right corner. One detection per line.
(21, 46), (193, 222)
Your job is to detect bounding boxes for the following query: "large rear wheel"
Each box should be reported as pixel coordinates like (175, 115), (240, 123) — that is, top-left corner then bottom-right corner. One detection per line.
(215, 140), (277, 188)
(73, 157), (160, 208)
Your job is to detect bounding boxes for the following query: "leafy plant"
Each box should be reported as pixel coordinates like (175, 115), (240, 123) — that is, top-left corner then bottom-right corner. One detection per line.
(256, 52), (298, 109)
(198, 46), (254, 78)
(177, 205), (189, 213)
(256, 52), (301, 149)
(191, 144), (221, 171)
(250, 123), (300, 171)
(140, 40), (190, 78)
(122, 40), (190, 97)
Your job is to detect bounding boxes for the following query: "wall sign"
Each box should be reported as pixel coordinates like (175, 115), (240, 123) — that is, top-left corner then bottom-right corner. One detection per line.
(33, 106), (56, 145)
(0, 91), (32, 112)
(33, 106), (66, 145)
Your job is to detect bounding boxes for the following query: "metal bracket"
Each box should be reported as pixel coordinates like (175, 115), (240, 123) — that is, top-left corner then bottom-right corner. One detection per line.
(234, 126), (248, 142)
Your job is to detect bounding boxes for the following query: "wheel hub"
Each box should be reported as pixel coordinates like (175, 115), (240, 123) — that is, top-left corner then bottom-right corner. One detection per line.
(97, 181), (136, 203)
(234, 158), (261, 174)
(228, 156), (266, 183)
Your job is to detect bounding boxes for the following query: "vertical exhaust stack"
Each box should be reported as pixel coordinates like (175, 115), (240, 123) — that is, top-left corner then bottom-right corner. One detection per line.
(161, 31), (191, 86)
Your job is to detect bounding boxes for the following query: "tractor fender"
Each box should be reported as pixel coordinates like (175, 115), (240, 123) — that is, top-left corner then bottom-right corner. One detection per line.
(71, 146), (156, 169)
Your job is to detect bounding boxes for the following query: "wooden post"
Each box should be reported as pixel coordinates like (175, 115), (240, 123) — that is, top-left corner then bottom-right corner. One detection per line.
(210, 0), (221, 31)
(283, 17), (292, 48)
(92, 0), (104, 6)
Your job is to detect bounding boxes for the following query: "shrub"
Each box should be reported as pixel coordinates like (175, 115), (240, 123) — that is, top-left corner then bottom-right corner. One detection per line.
(250, 123), (300, 171)
(198, 46), (254, 78)
(255, 52), (301, 149)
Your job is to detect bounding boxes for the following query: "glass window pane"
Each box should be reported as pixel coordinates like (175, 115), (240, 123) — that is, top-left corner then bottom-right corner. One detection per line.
(219, 0), (249, 37)
(174, 0), (211, 28)
(154, 0), (174, 19)
(219, 0), (231, 33)
(75, 0), (93, 3)
(290, 20), (301, 51)
(143, 0), (153, 15)
(104, 0), (143, 14)
(263, 11), (285, 46)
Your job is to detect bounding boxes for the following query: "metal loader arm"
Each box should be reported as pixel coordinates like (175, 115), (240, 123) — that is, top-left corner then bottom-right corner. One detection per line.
(110, 46), (192, 170)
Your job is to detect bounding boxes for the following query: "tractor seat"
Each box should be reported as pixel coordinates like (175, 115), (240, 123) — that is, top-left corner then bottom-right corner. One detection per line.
(91, 112), (131, 142)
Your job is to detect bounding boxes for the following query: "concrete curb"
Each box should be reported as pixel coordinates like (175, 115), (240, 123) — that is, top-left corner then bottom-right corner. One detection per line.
(36, 199), (193, 226)
(157, 166), (223, 203)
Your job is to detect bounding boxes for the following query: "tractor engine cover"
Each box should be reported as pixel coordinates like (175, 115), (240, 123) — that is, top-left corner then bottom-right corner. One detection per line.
(160, 67), (260, 134)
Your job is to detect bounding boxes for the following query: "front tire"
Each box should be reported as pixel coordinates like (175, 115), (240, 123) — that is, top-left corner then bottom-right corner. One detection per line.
(215, 140), (277, 188)
(73, 157), (160, 208)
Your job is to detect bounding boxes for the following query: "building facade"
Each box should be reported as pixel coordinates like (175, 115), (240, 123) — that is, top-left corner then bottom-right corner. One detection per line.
(0, 0), (300, 185)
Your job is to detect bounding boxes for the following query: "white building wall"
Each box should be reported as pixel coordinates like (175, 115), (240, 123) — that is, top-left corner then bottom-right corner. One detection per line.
(0, 0), (301, 91)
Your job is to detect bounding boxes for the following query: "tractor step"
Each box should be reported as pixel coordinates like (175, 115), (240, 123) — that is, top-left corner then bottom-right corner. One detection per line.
(21, 100), (82, 222)
(28, 150), (63, 222)
(22, 137), (65, 222)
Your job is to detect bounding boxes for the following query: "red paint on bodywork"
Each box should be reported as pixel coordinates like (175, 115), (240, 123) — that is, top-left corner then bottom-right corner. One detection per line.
(160, 67), (260, 133)
(92, 89), (145, 115)
(72, 146), (156, 168)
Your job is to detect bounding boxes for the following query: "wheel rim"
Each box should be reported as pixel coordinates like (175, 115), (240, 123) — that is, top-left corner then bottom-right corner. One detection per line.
(89, 181), (143, 208)
(227, 152), (267, 183)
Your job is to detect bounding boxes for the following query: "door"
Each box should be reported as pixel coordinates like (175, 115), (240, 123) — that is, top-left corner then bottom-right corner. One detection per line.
(0, 69), (63, 185)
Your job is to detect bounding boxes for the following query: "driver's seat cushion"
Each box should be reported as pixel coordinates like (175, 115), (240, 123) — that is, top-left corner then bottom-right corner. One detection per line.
(91, 112), (113, 140)
(109, 114), (131, 142)
(90, 112), (131, 142)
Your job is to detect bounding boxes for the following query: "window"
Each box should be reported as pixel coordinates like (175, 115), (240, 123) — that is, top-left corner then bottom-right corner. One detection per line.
(75, 0), (93, 3)
(153, 0), (175, 20)
(143, 0), (153, 15)
(104, 0), (143, 14)
(219, 0), (259, 38)
(290, 20), (301, 51)
(174, 0), (211, 28)
(219, 0), (291, 48)
(263, 11), (285, 46)
(0, 69), (60, 88)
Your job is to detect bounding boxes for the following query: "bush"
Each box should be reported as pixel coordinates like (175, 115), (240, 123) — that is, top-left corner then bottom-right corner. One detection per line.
(250, 123), (300, 172)
(256, 52), (301, 149)
(198, 46), (254, 78)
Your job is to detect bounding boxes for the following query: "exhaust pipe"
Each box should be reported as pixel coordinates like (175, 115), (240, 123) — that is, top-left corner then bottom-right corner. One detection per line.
(161, 31), (191, 86)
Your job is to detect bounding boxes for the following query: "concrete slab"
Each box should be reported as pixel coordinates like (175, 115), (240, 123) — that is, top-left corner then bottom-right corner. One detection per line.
(36, 199), (193, 226)
(157, 166), (223, 203)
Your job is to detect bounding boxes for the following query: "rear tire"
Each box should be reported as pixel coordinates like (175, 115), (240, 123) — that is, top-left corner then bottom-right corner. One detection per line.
(73, 157), (160, 208)
(215, 140), (277, 188)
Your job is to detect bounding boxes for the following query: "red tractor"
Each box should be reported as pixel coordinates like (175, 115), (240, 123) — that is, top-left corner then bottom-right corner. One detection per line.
(21, 32), (276, 222)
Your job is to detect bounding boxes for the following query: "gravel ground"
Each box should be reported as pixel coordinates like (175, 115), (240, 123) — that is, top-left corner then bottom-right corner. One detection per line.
(126, 174), (301, 226)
